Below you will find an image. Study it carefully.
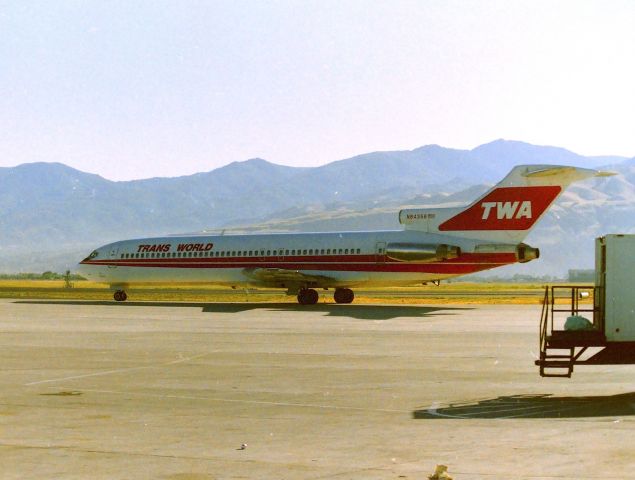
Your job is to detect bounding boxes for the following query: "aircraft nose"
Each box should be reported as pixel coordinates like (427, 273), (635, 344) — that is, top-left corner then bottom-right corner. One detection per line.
(76, 261), (89, 276)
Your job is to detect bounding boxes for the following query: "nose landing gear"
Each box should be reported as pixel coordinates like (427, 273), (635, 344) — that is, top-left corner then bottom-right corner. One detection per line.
(334, 288), (354, 304)
(114, 290), (128, 302)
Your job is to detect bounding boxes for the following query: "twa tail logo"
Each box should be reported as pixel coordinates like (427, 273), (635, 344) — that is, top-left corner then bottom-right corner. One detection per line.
(439, 186), (561, 231)
(481, 201), (532, 220)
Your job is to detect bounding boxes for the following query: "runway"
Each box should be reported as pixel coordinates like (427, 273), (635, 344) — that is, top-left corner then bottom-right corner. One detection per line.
(1, 299), (634, 479)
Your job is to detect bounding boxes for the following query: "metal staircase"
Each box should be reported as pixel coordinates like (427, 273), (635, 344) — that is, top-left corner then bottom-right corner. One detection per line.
(536, 286), (604, 378)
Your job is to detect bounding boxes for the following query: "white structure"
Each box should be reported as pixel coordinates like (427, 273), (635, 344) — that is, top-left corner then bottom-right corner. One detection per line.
(596, 234), (635, 342)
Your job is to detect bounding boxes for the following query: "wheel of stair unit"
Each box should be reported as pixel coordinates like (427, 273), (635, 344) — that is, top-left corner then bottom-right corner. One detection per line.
(334, 288), (354, 304)
(297, 288), (319, 305)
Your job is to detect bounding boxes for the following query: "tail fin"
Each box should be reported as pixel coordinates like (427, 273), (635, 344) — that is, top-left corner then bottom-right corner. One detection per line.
(400, 165), (615, 243)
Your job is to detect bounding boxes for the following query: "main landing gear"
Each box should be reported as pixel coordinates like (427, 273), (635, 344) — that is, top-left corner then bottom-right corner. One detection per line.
(295, 288), (355, 305)
(333, 288), (354, 304)
(114, 290), (128, 302)
(297, 288), (319, 305)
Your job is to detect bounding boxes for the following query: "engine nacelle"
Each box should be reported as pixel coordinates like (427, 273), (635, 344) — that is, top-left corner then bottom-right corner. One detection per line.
(516, 243), (540, 263)
(474, 243), (540, 263)
(385, 243), (461, 263)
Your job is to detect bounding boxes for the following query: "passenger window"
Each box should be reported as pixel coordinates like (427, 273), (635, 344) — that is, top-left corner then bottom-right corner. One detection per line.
(302, 249), (307, 255)
(292, 250), (296, 255)
(285, 250), (289, 255)
(345, 249), (348, 254)
(248, 251), (252, 256)
(338, 249), (343, 254)
(320, 249), (324, 255)
(308, 249), (312, 255)
(272, 250), (277, 256)
(326, 249), (330, 254)
(356, 248), (360, 254)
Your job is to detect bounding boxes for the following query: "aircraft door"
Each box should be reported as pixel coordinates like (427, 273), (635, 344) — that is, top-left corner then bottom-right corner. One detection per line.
(375, 242), (386, 264)
(108, 245), (119, 268)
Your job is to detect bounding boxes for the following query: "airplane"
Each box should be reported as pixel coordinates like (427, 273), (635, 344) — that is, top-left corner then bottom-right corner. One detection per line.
(78, 164), (614, 304)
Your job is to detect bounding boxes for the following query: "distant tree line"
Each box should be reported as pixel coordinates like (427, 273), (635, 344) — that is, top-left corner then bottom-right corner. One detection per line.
(0, 271), (86, 281)
(449, 273), (566, 283)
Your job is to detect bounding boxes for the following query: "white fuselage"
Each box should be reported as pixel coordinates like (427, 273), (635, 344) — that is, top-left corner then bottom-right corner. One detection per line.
(78, 229), (517, 290)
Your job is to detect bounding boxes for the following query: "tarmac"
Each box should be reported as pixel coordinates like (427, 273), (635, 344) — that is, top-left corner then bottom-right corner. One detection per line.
(1, 298), (635, 479)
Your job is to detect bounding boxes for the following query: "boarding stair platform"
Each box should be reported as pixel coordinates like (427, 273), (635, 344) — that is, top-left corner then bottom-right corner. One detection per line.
(536, 286), (605, 378)
(537, 237), (635, 377)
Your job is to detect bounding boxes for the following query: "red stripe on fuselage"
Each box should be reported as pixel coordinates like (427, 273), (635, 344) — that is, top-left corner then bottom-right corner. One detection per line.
(81, 252), (518, 274)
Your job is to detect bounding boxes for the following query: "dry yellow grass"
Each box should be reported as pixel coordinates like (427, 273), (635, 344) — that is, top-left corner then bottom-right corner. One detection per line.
(0, 280), (594, 305)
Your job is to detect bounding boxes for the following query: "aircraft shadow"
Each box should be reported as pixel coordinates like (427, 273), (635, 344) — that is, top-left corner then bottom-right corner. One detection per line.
(413, 392), (635, 419)
(14, 300), (469, 321)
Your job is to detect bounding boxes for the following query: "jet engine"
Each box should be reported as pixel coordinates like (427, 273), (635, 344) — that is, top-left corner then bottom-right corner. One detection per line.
(474, 243), (540, 263)
(516, 243), (540, 263)
(385, 243), (461, 263)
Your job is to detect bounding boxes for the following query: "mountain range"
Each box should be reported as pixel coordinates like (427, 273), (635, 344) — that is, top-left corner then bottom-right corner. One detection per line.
(1, 139), (633, 276)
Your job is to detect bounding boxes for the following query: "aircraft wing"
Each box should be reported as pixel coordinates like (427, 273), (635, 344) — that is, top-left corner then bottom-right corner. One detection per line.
(242, 267), (335, 287)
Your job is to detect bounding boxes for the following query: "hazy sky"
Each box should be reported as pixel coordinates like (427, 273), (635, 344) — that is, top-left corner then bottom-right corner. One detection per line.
(1, 1), (634, 180)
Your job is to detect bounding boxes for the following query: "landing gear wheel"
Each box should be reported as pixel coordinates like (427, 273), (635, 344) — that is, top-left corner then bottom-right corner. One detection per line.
(334, 288), (354, 304)
(297, 288), (319, 305)
(114, 290), (127, 302)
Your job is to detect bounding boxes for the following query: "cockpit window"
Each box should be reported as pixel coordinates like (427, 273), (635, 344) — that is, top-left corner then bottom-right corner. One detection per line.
(88, 250), (99, 259)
